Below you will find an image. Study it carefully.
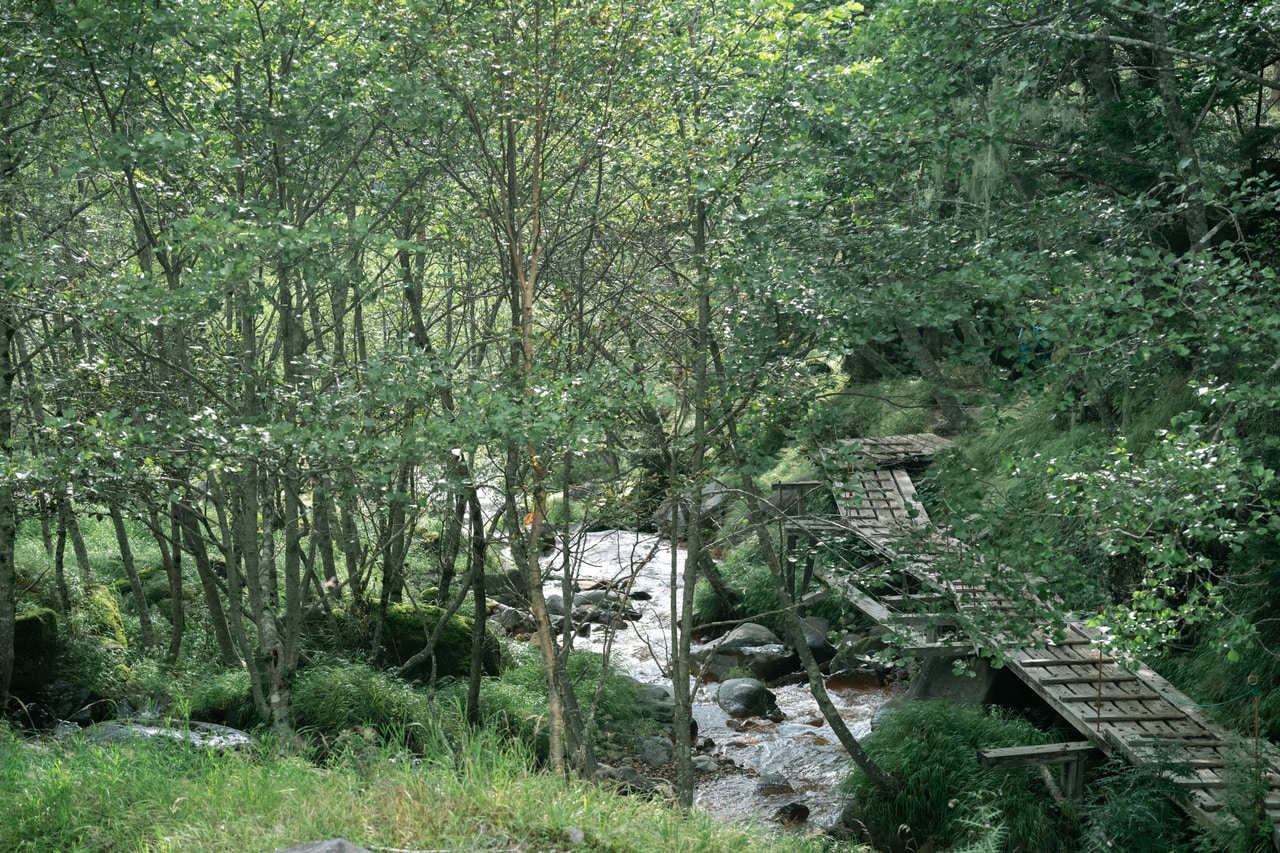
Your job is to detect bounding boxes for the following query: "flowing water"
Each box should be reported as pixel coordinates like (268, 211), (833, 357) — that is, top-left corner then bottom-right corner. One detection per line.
(547, 529), (894, 830)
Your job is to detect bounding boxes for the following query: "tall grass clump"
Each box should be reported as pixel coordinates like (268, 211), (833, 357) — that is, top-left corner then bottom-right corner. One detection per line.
(450, 642), (656, 762)
(841, 700), (1075, 852)
(1079, 759), (1198, 853)
(291, 659), (464, 758)
(0, 724), (848, 853)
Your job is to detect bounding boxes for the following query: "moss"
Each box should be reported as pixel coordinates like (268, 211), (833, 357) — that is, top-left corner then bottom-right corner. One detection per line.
(81, 586), (128, 649)
(337, 604), (502, 681)
(12, 608), (59, 693)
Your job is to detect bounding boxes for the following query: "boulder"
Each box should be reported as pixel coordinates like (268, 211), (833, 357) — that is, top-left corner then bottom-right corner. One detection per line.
(718, 623), (784, 650)
(773, 802), (810, 825)
(633, 682), (675, 724)
(485, 568), (529, 608)
(11, 608), (59, 694)
(798, 616), (836, 664)
(755, 772), (795, 795)
(716, 678), (784, 722)
(692, 754), (719, 772)
(79, 720), (253, 751)
(691, 623), (801, 681)
(736, 643), (801, 682)
(597, 763), (665, 796)
(688, 645), (738, 682)
(638, 735), (674, 767)
(489, 603), (535, 635)
(652, 483), (734, 539)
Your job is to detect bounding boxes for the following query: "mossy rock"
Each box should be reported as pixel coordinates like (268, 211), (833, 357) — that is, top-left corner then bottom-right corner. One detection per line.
(81, 585), (129, 649)
(337, 604), (502, 680)
(12, 608), (59, 693)
(112, 566), (172, 608)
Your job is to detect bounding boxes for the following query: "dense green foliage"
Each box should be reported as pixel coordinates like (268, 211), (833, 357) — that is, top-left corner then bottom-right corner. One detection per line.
(4, 0), (1280, 846)
(842, 701), (1072, 852)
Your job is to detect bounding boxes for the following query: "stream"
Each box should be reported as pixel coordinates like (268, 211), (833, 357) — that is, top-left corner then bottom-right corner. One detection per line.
(546, 529), (894, 831)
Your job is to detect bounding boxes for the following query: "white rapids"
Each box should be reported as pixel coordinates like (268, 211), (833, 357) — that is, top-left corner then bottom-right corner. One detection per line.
(542, 528), (894, 831)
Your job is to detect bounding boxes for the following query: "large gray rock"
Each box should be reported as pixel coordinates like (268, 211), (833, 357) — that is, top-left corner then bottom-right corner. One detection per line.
(79, 720), (253, 751)
(691, 623), (801, 681)
(638, 735), (675, 767)
(755, 772), (794, 795)
(485, 568), (530, 607)
(634, 682), (675, 723)
(798, 616), (835, 664)
(652, 484), (734, 538)
(597, 763), (666, 796)
(716, 678), (784, 722)
(736, 643), (800, 682)
(903, 655), (996, 705)
(718, 623), (783, 650)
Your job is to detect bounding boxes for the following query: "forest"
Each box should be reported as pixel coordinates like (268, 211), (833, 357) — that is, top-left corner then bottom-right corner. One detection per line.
(4, 0), (1280, 851)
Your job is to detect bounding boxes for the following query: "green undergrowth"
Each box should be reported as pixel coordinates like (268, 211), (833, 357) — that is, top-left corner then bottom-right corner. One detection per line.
(0, 725), (850, 853)
(178, 642), (654, 765)
(841, 701), (1075, 853)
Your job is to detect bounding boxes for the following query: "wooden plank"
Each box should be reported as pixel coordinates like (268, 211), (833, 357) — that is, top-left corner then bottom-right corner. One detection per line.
(1057, 692), (1162, 703)
(1041, 674), (1141, 685)
(978, 741), (1100, 769)
(1017, 657), (1116, 667)
(1095, 713), (1187, 723)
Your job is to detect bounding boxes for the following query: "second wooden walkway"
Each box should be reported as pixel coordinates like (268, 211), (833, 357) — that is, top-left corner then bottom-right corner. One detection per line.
(773, 434), (1280, 846)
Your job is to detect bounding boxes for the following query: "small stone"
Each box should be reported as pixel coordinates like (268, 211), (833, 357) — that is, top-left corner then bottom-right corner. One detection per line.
(773, 802), (810, 824)
(755, 772), (794, 795)
(692, 754), (719, 772)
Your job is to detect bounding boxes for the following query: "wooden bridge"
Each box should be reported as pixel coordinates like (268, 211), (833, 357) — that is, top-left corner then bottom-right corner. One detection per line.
(771, 435), (1280, 847)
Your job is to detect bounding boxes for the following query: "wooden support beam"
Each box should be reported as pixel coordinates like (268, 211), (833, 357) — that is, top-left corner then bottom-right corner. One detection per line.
(979, 742), (1100, 802)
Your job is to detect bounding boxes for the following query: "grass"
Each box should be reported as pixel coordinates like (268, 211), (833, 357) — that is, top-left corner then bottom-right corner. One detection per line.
(841, 700), (1076, 853)
(0, 725), (853, 853)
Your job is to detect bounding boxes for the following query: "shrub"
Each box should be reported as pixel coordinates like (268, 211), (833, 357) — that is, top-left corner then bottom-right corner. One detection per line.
(187, 668), (257, 729)
(334, 603), (502, 681)
(841, 700), (1075, 852)
(1080, 759), (1201, 853)
(292, 661), (462, 758)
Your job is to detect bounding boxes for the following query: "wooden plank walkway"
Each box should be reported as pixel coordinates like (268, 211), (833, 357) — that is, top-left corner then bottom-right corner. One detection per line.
(789, 435), (1280, 846)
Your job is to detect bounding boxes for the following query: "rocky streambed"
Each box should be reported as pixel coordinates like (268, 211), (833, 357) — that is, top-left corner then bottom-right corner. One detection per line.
(543, 529), (896, 831)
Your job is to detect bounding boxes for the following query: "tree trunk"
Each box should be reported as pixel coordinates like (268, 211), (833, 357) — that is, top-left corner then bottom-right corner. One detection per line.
(146, 506), (184, 666)
(1149, 10), (1208, 246)
(312, 479), (340, 598)
(0, 308), (17, 710)
(337, 491), (368, 603)
(175, 502), (240, 666)
(53, 502), (70, 614)
(465, 487), (487, 728)
(110, 505), (154, 651)
(60, 497), (92, 584)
